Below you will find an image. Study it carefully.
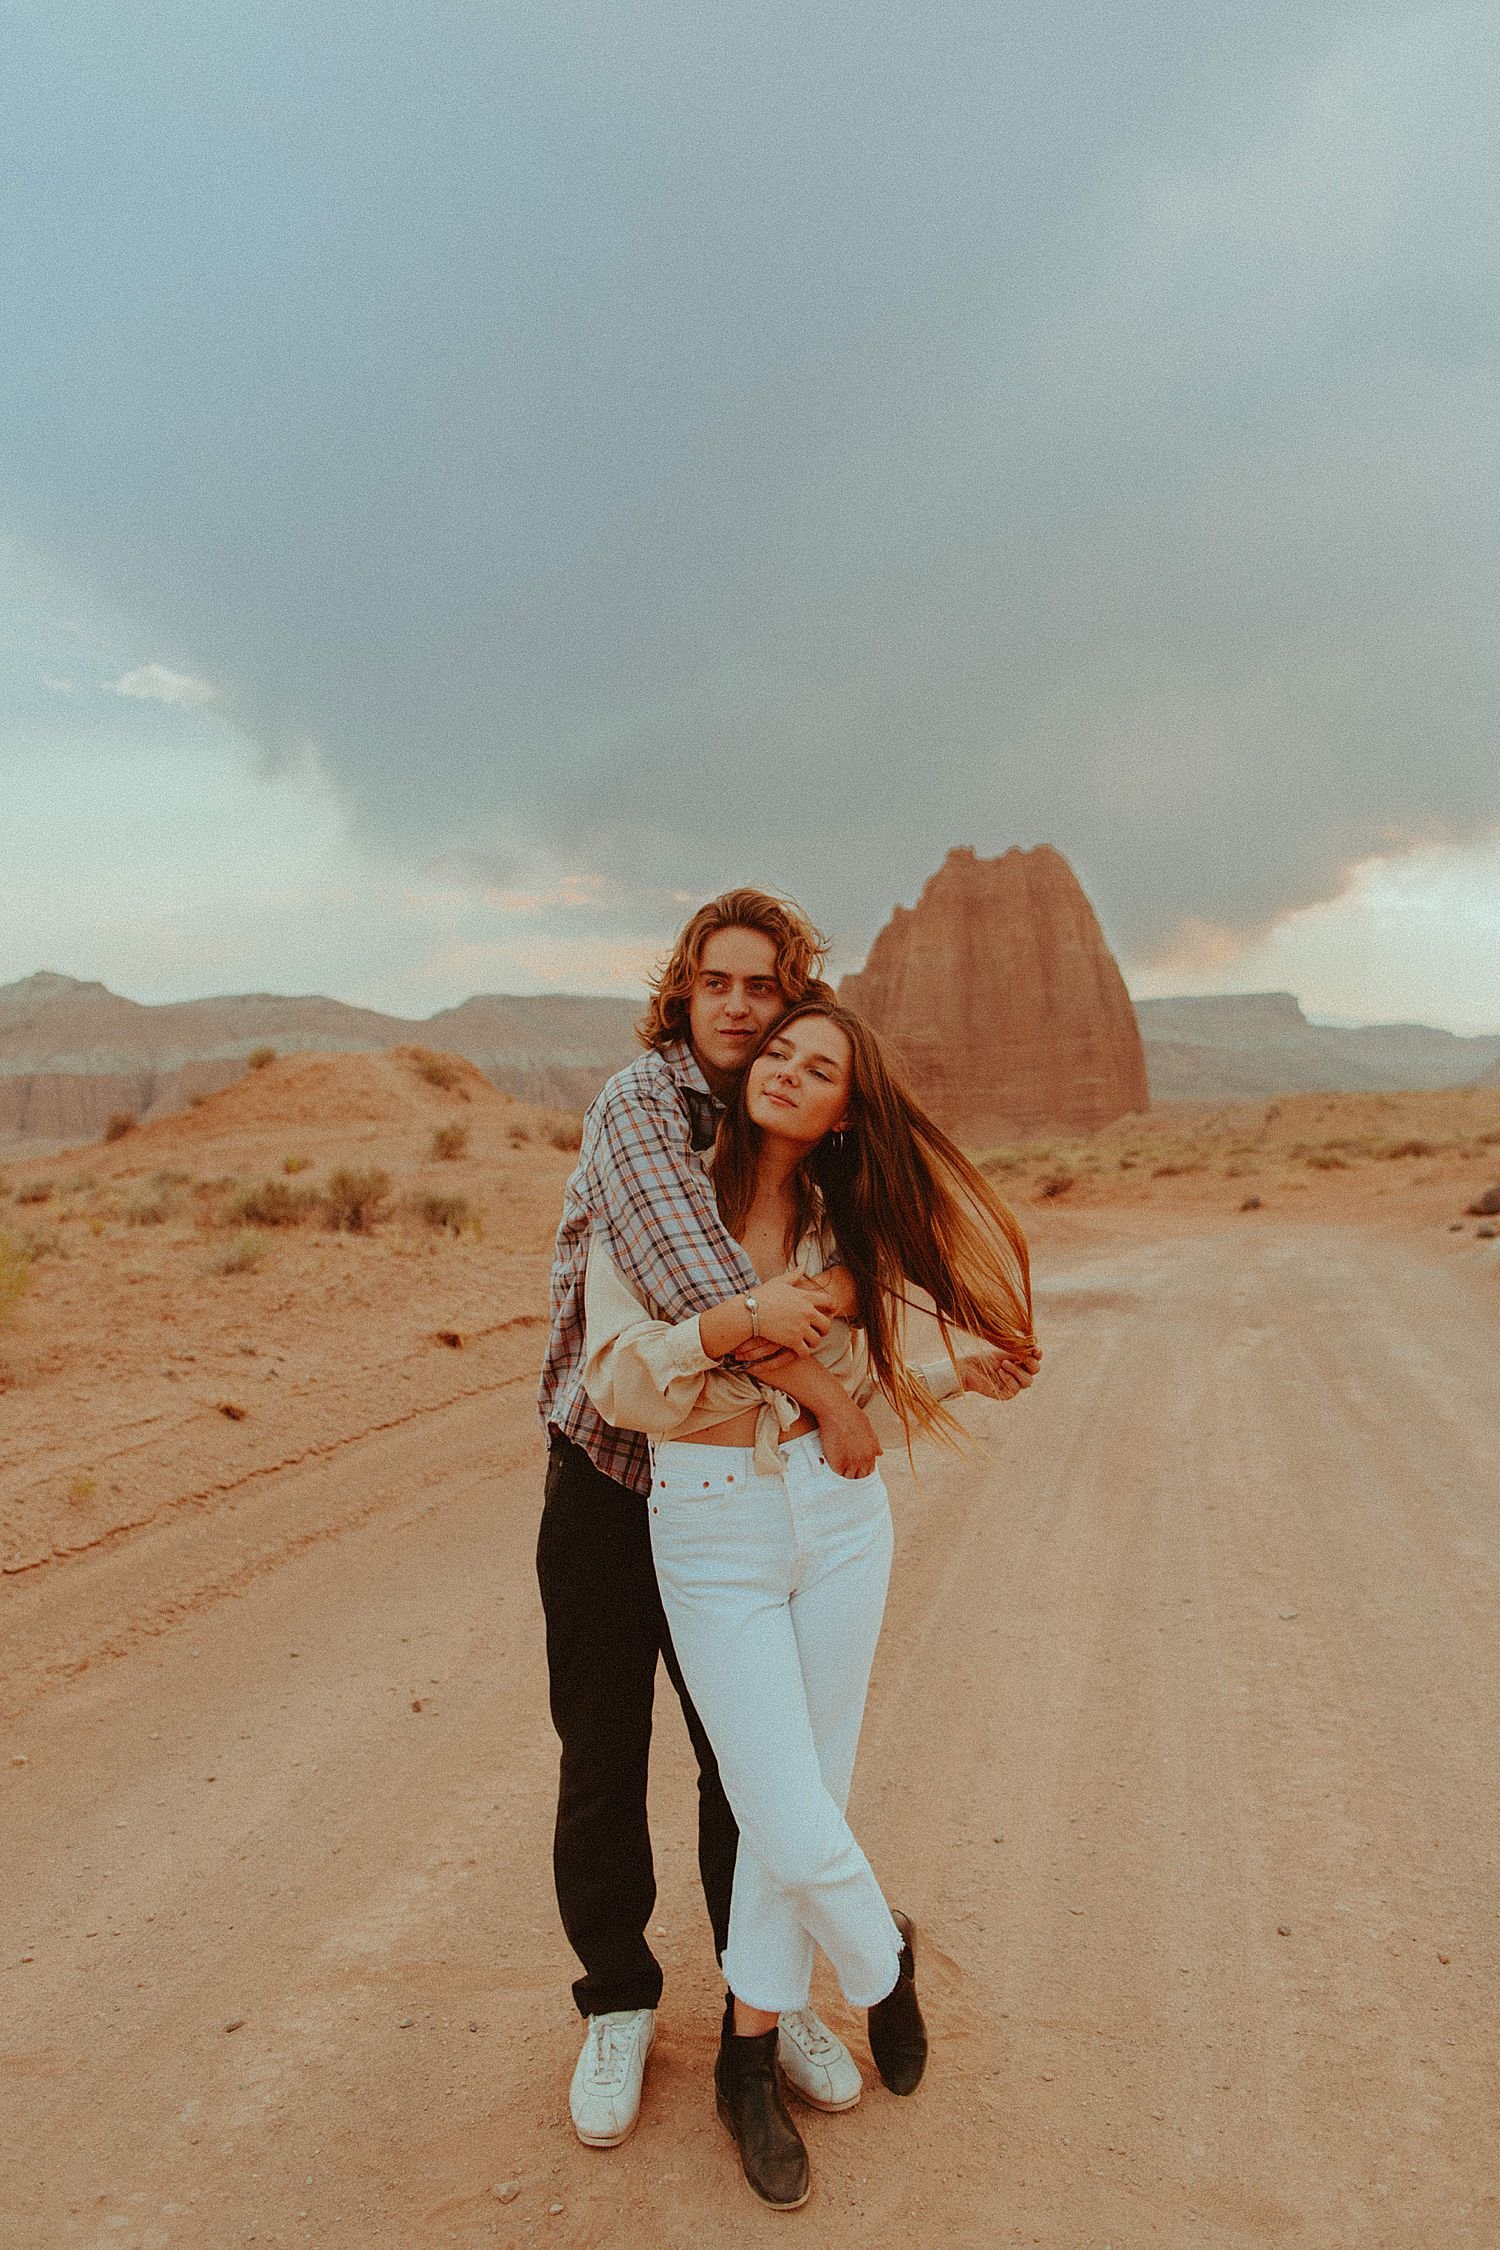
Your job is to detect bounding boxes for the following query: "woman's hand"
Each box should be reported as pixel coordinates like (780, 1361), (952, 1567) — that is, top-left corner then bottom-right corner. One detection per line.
(958, 1339), (1043, 1401)
(818, 1398), (882, 1479)
(752, 1273), (837, 1356)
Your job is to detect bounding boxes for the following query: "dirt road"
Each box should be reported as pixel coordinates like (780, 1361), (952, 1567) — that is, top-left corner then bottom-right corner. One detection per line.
(4, 1214), (1497, 2249)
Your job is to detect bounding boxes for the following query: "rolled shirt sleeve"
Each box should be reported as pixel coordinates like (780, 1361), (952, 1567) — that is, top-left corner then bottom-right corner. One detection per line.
(583, 1234), (765, 1437)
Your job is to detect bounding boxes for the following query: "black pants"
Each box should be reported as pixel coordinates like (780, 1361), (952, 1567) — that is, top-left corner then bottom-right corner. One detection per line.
(536, 1430), (740, 2016)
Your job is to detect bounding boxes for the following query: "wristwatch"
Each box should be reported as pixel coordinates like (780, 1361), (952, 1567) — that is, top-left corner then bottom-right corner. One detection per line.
(743, 1292), (760, 1339)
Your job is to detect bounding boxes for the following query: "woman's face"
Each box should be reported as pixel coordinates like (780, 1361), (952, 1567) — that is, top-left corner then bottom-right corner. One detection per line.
(745, 1015), (854, 1149)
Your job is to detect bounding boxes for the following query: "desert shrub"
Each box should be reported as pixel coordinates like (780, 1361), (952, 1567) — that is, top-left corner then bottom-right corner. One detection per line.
(322, 1166), (392, 1233)
(246, 1046), (276, 1070)
(103, 1111), (136, 1142)
(410, 1190), (471, 1235)
(430, 1123), (469, 1161)
(544, 1114), (584, 1152)
(124, 1188), (175, 1225)
(15, 1181), (53, 1204)
(1381, 1138), (1438, 1160)
(1037, 1174), (1075, 1198)
(0, 1234), (32, 1325)
(1151, 1163), (1197, 1178)
(189, 1094), (209, 1109)
(404, 1045), (466, 1094)
(229, 1178), (318, 1228)
(67, 1471), (97, 1505)
(209, 1230), (269, 1274)
(1303, 1152), (1348, 1171)
(151, 1168), (194, 1187)
(282, 1154), (311, 1174)
(507, 1123), (531, 1148)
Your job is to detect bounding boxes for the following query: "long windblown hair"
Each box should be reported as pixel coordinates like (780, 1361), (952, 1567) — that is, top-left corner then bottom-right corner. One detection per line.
(635, 887), (830, 1051)
(711, 1002), (1035, 1444)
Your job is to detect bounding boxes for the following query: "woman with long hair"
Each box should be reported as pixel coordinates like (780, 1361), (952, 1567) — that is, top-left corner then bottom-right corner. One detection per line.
(583, 1000), (1037, 2211)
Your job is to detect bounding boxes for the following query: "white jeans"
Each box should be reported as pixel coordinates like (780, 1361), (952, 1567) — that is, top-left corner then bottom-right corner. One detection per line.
(648, 1431), (903, 2014)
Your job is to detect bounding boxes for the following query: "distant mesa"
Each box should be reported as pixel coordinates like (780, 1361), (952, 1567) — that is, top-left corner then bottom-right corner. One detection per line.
(1135, 993), (1500, 1101)
(4, 909), (1499, 1160)
(0, 974), (641, 1153)
(840, 845), (1150, 1139)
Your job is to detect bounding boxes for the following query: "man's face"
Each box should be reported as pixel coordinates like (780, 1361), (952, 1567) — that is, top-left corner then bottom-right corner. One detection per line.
(687, 927), (787, 1094)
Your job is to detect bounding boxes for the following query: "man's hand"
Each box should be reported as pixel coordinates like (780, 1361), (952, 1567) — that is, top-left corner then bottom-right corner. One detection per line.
(817, 1397), (882, 1479)
(795, 1263), (860, 1322)
(751, 1273), (837, 1356)
(957, 1340), (1043, 1402)
(736, 1266), (853, 1363)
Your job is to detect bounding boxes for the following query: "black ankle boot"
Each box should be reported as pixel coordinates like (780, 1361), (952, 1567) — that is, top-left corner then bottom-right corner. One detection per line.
(715, 2003), (811, 2210)
(867, 1910), (927, 2095)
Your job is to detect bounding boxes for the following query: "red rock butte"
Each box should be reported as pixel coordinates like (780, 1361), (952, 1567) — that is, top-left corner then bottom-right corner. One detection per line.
(839, 844), (1150, 1141)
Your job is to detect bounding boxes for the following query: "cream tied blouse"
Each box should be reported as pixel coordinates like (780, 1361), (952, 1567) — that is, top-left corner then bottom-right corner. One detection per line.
(582, 1217), (963, 1476)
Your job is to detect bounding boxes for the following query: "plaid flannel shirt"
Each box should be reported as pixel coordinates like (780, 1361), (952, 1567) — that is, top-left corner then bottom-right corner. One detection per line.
(538, 1038), (761, 1494)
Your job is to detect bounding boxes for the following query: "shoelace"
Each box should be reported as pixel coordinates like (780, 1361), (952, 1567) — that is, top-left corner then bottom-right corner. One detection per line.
(780, 2008), (837, 2059)
(585, 2014), (635, 2091)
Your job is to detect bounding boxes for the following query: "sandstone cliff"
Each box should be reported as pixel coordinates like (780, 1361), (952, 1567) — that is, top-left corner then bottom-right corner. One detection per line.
(840, 845), (1149, 1140)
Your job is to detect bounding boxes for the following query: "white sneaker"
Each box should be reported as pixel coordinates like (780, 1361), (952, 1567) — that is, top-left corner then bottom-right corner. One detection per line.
(777, 2007), (863, 2111)
(569, 2008), (656, 2147)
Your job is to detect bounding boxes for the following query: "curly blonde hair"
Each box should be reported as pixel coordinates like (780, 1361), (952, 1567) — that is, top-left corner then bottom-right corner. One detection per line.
(637, 888), (830, 1051)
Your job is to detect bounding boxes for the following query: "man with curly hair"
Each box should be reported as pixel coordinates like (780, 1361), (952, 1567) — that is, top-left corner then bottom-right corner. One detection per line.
(538, 887), (868, 2145)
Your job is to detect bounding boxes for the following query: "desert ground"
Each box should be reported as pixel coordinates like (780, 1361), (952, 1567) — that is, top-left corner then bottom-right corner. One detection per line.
(3, 1055), (1498, 2248)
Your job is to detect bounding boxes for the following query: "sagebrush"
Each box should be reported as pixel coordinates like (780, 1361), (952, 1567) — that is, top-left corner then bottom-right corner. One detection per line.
(0, 1233), (32, 1325)
(229, 1179), (320, 1228)
(409, 1191), (472, 1235)
(323, 1167), (392, 1232)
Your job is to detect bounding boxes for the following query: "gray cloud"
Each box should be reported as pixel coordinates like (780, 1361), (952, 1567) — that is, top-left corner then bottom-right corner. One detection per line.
(2, 0), (1495, 968)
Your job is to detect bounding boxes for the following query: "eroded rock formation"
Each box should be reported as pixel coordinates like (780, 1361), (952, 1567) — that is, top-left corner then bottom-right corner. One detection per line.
(839, 845), (1149, 1140)
(0, 973), (641, 1150)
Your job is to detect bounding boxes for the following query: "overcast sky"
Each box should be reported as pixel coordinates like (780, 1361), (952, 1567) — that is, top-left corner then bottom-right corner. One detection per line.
(2, 2), (1496, 1029)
